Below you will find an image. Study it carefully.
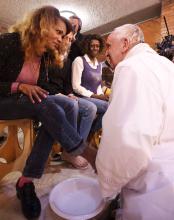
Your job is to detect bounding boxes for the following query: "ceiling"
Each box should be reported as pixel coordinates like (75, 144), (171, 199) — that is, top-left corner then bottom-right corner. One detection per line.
(0, 0), (161, 35)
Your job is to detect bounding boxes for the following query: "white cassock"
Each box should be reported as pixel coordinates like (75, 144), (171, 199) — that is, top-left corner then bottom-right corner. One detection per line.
(96, 43), (174, 220)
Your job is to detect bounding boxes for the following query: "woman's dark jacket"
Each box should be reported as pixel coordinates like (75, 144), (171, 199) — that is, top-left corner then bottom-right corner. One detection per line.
(0, 32), (70, 96)
(48, 59), (73, 95)
(68, 32), (84, 62)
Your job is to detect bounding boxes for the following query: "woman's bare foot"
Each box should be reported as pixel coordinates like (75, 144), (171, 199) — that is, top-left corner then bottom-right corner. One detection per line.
(62, 151), (89, 169)
(81, 144), (97, 172)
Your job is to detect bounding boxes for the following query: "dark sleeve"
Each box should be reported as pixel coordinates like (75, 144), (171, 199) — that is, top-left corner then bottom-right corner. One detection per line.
(38, 80), (62, 95)
(0, 33), (16, 96)
(38, 64), (64, 95)
(38, 59), (73, 95)
(68, 34), (85, 62)
(62, 59), (73, 95)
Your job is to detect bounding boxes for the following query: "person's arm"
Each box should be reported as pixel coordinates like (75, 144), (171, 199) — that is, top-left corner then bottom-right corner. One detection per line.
(62, 59), (73, 95)
(38, 65), (65, 95)
(0, 33), (49, 103)
(97, 85), (103, 95)
(96, 65), (163, 198)
(97, 64), (104, 95)
(18, 83), (48, 103)
(94, 84), (110, 100)
(91, 85), (109, 101)
(72, 57), (93, 97)
(92, 63), (109, 101)
(0, 33), (17, 96)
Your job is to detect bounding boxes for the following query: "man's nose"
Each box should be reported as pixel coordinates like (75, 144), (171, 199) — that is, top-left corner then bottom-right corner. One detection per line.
(57, 35), (63, 43)
(105, 50), (109, 56)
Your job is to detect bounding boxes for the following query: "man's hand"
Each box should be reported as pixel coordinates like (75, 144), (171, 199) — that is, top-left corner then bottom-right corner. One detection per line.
(18, 83), (49, 103)
(91, 94), (109, 101)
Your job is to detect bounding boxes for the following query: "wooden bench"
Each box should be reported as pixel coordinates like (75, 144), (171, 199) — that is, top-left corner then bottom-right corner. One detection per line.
(0, 119), (33, 180)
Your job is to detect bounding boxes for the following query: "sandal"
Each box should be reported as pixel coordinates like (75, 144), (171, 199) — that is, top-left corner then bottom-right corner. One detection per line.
(62, 151), (89, 170)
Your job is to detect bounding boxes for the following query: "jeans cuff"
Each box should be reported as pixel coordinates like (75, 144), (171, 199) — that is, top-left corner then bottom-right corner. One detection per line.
(67, 140), (87, 156)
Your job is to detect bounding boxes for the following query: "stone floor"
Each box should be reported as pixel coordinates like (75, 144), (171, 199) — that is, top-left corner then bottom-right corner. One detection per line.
(0, 129), (110, 220)
(0, 162), (104, 220)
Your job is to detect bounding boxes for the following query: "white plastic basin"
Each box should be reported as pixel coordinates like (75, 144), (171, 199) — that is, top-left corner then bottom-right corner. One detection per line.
(49, 177), (105, 220)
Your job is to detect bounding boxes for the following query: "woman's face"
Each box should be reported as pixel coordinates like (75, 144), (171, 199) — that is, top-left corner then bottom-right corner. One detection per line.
(63, 32), (75, 48)
(69, 17), (79, 34)
(89, 39), (100, 58)
(45, 19), (66, 51)
(58, 32), (74, 56)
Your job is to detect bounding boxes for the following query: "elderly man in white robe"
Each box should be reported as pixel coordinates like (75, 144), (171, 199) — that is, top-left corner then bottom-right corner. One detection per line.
(96, 24), (174, 220)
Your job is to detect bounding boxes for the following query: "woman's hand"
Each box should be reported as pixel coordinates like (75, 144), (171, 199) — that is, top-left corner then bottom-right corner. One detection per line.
(91, 94), (109, 101)
(68, 93), (78, 100)
(18, 83), (49, 103)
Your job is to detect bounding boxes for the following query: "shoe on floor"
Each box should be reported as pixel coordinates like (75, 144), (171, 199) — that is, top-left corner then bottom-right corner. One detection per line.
(50, 153), (65, 166)
(51, 153), (62, 161)
(16, 179), (41, 219)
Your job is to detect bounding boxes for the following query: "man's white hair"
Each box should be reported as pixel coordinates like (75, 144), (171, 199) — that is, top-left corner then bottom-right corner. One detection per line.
(113, 24), (144, 45)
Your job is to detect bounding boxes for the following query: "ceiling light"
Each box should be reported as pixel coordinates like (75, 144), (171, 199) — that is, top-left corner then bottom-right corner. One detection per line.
(60, 10), (76, 19)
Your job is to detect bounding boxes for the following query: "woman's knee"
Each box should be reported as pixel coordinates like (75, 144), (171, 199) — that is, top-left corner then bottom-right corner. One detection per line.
(64, 99), (78, 117)
(87, 102), (97, 115)
(46, 95), (78, 113)
(68, 99), (78, 109)
(39, 97), (65, 117)
(79, 100), (97, 117)
(103, 101), (109, 111)
(96, 100), (108, 113)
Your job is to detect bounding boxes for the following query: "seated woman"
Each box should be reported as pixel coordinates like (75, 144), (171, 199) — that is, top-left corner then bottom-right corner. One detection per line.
(0, 6), (92, 219)
(45, 31), (98, 142)
(72, 34), (109, 133)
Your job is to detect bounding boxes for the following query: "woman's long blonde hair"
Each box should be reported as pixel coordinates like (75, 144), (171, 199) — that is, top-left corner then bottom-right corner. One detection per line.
(9, 6), (71, 67)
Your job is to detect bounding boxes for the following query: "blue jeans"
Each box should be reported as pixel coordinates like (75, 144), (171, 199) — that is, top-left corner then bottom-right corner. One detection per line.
(52, 94), (78, 129)
(51, 95), (97, 141)
(83, 97), (108, 132)
(0, 94), (85, 178)
(77, 98), (97, 141)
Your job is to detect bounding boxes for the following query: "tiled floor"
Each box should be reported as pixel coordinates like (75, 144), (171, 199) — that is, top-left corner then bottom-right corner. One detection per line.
(0, 162), (102, 220)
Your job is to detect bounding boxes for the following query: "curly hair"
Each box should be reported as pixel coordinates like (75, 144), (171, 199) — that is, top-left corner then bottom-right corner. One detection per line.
(9, 6), (72, 66)
(81, 34), (105, 55)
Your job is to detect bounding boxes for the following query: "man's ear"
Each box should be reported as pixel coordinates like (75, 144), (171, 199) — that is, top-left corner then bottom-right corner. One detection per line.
(122, 38), (129, 52)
